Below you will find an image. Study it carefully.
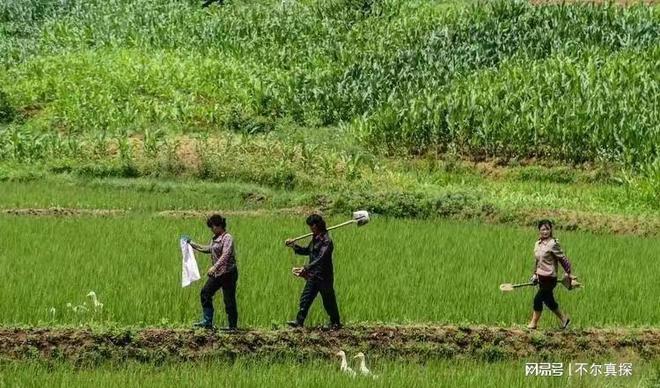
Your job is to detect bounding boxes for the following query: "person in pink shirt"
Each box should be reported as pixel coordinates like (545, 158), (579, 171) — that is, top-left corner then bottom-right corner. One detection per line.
(528, 219), (573, 330)
(187, 214), (238, 330)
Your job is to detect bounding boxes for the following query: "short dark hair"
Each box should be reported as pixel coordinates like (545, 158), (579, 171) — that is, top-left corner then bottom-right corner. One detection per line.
(306, 214), (327, 232)
(537, 219), (553, 230)
(207, 214), (226, 229)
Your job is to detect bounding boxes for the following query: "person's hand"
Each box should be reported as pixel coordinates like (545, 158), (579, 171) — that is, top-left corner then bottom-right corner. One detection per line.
(292, 267), (305, 278)
(562, 274), (577, 290)
(181, 235), (192, 244)
(207, 267), (215, 277)
(529, 274), (538, 285)
(285, 239), (295, 247)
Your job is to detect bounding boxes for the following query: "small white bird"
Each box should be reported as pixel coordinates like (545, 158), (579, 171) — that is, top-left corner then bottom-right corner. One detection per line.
(354, 352), (378, 378)
(336, 350), (356, 377)
(86, 291), (104, 310)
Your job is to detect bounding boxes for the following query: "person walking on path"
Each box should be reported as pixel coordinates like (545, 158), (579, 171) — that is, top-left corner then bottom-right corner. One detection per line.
(528, 219), (575, 330)
(285, 214), (342, 330)
(187, 214), (238, 330)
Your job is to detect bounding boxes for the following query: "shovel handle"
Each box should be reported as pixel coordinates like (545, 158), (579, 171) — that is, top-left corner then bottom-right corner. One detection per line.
(513, 282), (536, 288)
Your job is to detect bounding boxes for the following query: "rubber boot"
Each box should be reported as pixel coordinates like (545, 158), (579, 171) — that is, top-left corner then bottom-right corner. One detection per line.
(193, 307), (214, 329)
(287, 320), (303, 328)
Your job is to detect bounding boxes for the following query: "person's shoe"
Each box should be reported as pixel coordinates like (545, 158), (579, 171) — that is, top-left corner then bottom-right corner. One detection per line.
(526, 323), (537, 330)
(193, 320), (213, 329)
(193, 308), (214, 329)
(287, 320), (303, 328)
(323, 323), (343, 331)
(561, 317), (571, 330)
(218, 326), (238, 332)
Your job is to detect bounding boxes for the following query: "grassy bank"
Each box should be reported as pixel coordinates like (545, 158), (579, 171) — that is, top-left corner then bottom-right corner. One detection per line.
(1, 358), (655, 388)
(2, 159), (658, 236)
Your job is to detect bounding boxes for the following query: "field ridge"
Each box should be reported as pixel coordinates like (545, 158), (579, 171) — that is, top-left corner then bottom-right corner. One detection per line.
(2, 206), (658, 236)
(2, 325), (659, 364)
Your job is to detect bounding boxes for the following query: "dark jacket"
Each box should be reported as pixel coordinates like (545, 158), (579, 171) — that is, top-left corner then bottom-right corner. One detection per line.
(294, 232), (334, 283)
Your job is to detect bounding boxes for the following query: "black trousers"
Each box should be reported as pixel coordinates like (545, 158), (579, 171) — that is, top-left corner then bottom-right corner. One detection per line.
(533, 276), (558, 312)
(201, 270), (238, 327)
(296, 279), (340, 325)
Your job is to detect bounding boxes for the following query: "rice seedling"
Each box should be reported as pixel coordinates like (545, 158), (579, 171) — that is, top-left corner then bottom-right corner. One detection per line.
(0, 358), (655, 388)
(0, 214), (657, 327)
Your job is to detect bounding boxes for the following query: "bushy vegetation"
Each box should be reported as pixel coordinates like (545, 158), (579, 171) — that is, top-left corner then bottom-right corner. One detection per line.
(0, 0), (658, 167)
(0, 89), (15, 123)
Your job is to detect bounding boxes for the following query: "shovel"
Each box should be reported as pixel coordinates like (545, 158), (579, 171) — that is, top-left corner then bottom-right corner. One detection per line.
(500, 276), (582, 292)
(499, 282), (536, 292)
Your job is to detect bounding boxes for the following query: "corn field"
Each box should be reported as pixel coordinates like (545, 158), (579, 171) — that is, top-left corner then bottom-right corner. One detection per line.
(0, 0), (658, 167)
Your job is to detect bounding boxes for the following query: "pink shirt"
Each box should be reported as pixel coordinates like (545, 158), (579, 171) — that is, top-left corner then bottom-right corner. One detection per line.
(534, 238), (571, 278)
(194, 233), (236, 277)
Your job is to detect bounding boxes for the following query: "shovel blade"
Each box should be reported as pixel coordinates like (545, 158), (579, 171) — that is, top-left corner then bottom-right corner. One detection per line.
(499, 283), (515, 292)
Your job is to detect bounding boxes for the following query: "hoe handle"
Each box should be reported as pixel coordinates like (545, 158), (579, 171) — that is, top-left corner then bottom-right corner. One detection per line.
(287, 220), (356, 243)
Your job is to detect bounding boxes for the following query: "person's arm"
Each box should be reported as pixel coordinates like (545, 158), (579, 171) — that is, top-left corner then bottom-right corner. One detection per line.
(532, 243), (539, 275)
(304, 239), (332, 272)
(209, 234), (233, 273)
(551, 240), (572, 275)
(189, 241), (211, 253)
(529, 243), (539, 283)
(285, 239), (310, 255)
(293, 243), (310, 256)
(529, 258), (539, 283)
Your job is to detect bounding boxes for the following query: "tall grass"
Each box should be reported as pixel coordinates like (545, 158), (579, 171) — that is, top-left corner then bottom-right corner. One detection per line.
(1, 358), (654, 388)
(3, 358), (659, 388)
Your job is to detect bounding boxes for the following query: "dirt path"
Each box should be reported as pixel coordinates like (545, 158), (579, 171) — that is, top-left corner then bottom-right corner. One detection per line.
(1, 325), (658, 365)
(2, 206), (658, 237)
(156, 207), (313, 218)
(0, 207), (312, 218)
(1, 207), (126, 217)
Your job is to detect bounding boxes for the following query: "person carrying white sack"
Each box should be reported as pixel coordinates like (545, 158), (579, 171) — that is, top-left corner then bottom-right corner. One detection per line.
(185, 214), (238, 331)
